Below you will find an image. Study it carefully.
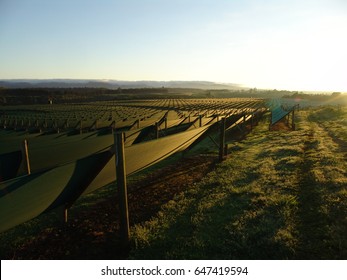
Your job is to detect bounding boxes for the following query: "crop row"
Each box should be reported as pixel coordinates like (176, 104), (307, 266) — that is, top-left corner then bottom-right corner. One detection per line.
(0, 98), (267, 233)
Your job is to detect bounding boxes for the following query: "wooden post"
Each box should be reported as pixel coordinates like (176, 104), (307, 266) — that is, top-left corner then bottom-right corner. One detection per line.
(199, 115), (202, 127)
(164, 117), (167, 130)
(219, 118), (226, 162)
(111, 121), (116, 133)
(114, 132), (130, 247)
(56, 204), (69, 224)
(64, 206), (68, 223)
(155, 122), (159, 139)
(21, 139), (31, 175)
(269, 112), (272, 131)
(79, 120), (83, 134)
(292, 109), (295, 130)
(136, 119), (140, 129)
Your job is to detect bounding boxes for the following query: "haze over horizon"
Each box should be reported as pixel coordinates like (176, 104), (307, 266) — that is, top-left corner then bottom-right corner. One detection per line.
(1, 0), (346, 92)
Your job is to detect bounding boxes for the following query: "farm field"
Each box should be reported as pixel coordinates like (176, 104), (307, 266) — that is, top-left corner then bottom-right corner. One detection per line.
(0, 97), (264, 257)
(0, 100), (346, 259)
(0, 98), (263, 180)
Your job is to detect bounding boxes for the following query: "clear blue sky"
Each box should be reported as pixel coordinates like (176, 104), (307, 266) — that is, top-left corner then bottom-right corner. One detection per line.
(1, 0), (346, 91)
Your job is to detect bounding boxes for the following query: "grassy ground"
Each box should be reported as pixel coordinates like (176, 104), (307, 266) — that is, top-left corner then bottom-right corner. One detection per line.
(130, 107), (347, 259)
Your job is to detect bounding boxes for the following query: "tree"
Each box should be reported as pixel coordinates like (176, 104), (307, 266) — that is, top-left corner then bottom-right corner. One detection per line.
(331, 92), (341, 97)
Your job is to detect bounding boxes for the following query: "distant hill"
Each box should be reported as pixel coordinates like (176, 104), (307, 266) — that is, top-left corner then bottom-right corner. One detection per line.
(0, 79), (245, 90)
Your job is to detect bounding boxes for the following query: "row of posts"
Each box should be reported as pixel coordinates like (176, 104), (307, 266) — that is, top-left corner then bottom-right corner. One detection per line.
(19, 135), (129, 245)
(115, 119), (226, 248)
(18, 113), (256, 249)
(4, 119), (113, 134)
(155, 115), (205, 139)
(9, 114), (205, 136)
(117, 114), (256, 246)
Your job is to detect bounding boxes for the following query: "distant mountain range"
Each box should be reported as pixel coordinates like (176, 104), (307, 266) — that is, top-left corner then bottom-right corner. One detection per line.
(0, 79), (246, 90)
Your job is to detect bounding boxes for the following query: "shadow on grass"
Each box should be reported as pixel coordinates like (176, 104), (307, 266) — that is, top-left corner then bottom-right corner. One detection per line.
(296, 132), (347, 259)
(130, 167), (295, 260)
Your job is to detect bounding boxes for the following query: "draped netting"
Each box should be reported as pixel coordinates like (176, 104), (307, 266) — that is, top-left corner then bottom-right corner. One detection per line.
(0, 126), (209, 232)
(0, 98), (266, 233)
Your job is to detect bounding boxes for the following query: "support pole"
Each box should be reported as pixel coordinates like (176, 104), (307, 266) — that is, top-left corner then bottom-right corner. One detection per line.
(199, 115), (202, 127)
(269, 112), (272, 131)
(219, 118), (226, 162)
(251, 114), (254, 130)
(64, 206), (68, 223)
(111, 121), (116, 133)
(114, 132), (130, 247)
(155, 122), (159, 139)
(21, 139), (31, 175)
(56, 204), (69, 224)
(79, 120), (83, 134)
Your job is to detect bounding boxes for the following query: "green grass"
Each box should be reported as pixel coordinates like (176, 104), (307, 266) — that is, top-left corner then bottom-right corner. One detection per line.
(130, 109), (347, 259)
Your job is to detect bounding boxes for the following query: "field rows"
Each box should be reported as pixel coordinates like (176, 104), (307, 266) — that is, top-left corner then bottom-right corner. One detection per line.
(0, 98), (262, 132)
(0, 98), (266, 233)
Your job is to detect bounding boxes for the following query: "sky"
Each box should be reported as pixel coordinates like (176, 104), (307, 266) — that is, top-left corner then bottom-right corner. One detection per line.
(0, 0), (346, 91)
